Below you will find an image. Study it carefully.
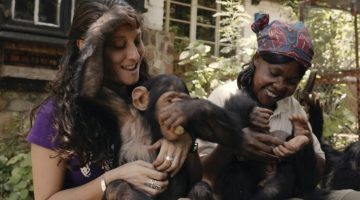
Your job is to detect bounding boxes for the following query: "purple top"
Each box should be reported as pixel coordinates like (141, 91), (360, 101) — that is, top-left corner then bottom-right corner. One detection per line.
(27, 100), (113, 189)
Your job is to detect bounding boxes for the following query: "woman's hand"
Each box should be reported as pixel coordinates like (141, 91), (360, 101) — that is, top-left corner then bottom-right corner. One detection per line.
(272, 114), (312, 158)
(240, 127), (283, 162)
(106, 160), (169, 197)
(249, 106), (273, 132)
(273, 135), (309, 157)
(149, 134), (192, 177)
(289, 114), (312, 142)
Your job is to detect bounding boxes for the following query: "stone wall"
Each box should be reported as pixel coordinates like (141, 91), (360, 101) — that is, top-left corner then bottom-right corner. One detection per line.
(143, 28), (175, 75)
(0, 90), (47, 135)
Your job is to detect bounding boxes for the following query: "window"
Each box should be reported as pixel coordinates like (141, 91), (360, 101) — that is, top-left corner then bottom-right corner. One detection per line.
(12, 0), (61, 27)
(164, 0), (221, 56)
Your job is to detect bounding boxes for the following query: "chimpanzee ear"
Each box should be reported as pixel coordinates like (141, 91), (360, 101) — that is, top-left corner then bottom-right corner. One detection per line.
(132, 86), (149, 111)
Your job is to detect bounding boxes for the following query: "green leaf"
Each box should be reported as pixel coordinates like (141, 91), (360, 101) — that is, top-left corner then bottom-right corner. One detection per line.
(179, 51), (190, 60)
(0, 155), (8, 164)
(14, 180), (28, 190)
(8, 192), (19, 200)
(19, 189), (29, 199)
(7, 154), (25, 165)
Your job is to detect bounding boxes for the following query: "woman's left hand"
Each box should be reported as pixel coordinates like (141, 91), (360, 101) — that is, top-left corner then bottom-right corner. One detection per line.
(272, 135), (309, 157)
(149, 133), (192, 177)
(273, 114), (312, 158)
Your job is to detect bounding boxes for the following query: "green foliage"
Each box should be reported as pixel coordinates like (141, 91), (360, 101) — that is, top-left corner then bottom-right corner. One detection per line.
(0, 153), (33, 200)
(306, 8), (354, 73)
(321, 84), (357, 138)
(0, 112), (33, 200)
(215, 0), (252, 56)
(177, 0), (256, 98)
(178, 42), (242, 97)
(305, 8), (358, 140)
(280, 0), (300, 16)
(280, 3), (358, 142)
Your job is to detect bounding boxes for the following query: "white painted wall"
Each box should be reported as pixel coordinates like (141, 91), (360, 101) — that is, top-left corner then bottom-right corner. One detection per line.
(143, 0), (164, 30)
(243, 0), (296, 37)
(144, 0), (296, 34)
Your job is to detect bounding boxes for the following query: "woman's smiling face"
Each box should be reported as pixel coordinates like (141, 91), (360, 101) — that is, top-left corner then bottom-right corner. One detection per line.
(104, 24), (145, 86)
(252, 54), (303, 107)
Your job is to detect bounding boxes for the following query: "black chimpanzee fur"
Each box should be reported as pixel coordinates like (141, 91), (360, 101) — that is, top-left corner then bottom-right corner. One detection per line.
(214, 94), (324, 200)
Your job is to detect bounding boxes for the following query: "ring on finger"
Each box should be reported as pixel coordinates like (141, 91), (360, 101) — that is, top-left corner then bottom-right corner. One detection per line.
(165, 155), (174, 162)
(144, 179), (161, 190)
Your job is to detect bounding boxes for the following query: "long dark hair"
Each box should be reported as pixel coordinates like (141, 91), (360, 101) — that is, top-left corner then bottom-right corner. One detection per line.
(237, 52), (306, 95)
(33, 0), (150, 166)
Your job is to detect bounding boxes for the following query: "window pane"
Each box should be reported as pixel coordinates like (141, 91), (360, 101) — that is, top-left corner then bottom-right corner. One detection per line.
(170, 3), (190, 21)
(196, 26), (214, 41)
(197, 8), (215, 25)
(170, 21), (190, 37)
(198, 0), (216, 9)
(14, 0), (34, 21)
(39, 0), (60, 24)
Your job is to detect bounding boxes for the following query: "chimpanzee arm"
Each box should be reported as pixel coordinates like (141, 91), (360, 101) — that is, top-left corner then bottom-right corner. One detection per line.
(183, 98), (245, 151)
(184, 94), (258, 148)
(293, 142), (321, 196)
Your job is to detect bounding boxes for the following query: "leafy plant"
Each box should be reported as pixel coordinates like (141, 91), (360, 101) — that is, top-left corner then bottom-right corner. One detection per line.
(0, 112), (33, 200)
(176, 0), (256, 98)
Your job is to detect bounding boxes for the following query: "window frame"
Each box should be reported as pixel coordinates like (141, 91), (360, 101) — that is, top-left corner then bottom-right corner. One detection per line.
(11, 0), (62, 27)
(0, 0), (72, 39)
(164, 0), (221, 56)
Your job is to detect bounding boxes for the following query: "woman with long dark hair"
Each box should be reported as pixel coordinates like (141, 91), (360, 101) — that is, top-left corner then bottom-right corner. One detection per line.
(27, 1), (192, 199)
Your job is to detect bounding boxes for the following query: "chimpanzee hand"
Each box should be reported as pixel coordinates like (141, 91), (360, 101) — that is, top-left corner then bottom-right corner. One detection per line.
(158, 97), (200, 133)
(105, 160), (169, 197)
(241, 127), (282, 162)
(149, 133), (192, 177)
(249, 106), (273, 132)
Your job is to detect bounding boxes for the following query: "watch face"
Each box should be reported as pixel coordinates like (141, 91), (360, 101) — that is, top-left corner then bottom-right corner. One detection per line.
(101, 178), (107, 192)
(191, 142), (198, 153)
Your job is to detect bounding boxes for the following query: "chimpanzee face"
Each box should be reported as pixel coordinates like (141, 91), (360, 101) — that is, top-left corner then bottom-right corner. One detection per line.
(132, 74), (190, 140)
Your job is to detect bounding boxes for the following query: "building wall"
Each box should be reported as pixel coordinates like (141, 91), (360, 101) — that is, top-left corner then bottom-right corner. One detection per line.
(0, 90), (46, 135)
(143, 0), (165, 31)
(243, 0), (295, 37)
(143, 28), (175, 75)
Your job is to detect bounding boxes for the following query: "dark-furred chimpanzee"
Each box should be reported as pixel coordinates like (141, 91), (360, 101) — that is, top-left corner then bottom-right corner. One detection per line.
(295, 72), (360, 193)
(326, 141), (360, 191)
(100, 74), (202, 200)
(159, 92), (320, 200)
(99, 74), (252, 200)
(194, 94), (325, 200)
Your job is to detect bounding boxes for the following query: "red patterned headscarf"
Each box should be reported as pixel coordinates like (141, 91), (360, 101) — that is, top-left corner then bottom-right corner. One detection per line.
(251, 13), (314, 68)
